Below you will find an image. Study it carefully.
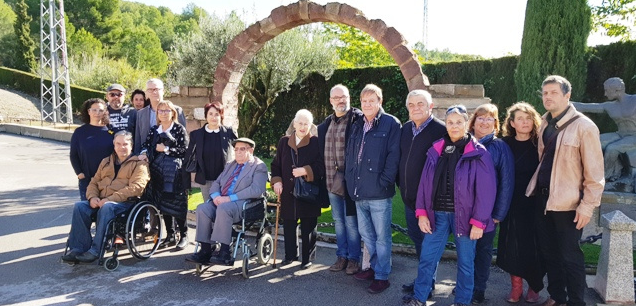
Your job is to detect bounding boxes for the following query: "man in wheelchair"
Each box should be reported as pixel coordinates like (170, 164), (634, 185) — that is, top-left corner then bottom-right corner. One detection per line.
(62, 130), (150, 263)
(186, 137), (268, 265)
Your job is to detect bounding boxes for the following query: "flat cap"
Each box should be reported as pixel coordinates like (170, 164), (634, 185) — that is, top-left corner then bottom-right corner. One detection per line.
(232, 137), (255, 148)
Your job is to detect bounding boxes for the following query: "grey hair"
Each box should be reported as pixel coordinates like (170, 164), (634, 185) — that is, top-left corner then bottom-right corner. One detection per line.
(147, 78), (164, 89)
(330, 84), (350, 97)
(113, 130), (133, 144)
(405, 89), (433, 107)
(294, 109), (314, 124)
(542, 75), (571, 95)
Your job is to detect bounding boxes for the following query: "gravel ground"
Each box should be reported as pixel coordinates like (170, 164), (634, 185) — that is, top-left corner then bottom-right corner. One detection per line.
(0, 86), (42, 122)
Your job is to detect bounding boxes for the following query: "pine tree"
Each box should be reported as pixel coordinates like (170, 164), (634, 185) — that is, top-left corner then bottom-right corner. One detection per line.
(13, 0), (36, 72)
(515, 0), (591, 110)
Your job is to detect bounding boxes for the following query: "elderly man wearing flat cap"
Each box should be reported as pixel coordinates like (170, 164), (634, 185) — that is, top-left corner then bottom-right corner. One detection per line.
(186, 137), (268, 264)
(105, 83), (136, 133)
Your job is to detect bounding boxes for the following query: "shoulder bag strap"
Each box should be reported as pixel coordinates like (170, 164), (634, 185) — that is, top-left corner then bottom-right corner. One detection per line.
(539, 114), (580, 165)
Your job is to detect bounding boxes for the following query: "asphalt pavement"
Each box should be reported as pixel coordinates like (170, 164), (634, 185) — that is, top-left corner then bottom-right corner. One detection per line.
(0, 133), (604, 306)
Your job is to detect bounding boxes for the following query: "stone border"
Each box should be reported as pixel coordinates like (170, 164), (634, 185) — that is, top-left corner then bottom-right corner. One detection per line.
(211, 0), (429, 129)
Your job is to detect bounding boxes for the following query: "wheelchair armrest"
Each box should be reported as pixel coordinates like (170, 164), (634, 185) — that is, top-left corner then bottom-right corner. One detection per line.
(242, 197), (266, 209)
(126, 196), (141, 204)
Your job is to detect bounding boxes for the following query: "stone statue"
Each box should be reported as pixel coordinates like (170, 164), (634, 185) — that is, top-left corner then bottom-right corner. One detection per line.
(572, 77), (636, 186)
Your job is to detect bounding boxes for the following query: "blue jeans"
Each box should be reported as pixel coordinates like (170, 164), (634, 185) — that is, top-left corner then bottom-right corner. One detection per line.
(474, 226), (496, 293)
(355, 198), (392, 280)
(329, 192), (361, 261)
(414, 211), (476, 304)
(68, 200), (131, 256)
(78, 179), (89, 201)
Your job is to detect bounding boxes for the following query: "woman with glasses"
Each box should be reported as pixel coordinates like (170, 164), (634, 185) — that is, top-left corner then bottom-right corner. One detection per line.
(404, 105), (496, 306)
(70, 98), (114, 200)
(497, 102), (545, 303)
(138, 100), (189, 251)
(271, 109), (326, 269)
(467, 103), (515, 303)
(184, 102), (237, 200)
(130, 89), (149, 110)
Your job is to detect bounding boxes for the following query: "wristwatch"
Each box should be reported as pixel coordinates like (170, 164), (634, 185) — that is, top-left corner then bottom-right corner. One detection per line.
(163, 146), (169, 153)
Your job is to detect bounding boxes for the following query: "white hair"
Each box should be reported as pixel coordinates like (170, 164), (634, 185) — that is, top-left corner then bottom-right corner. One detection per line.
(294, 109), (314, 124)
(147, 78), (164, 89)
(330, 84), (350, 97)
(405, 89), (432, 107)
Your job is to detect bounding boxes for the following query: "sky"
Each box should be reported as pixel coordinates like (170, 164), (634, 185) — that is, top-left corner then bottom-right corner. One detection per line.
(133, 0), (619, 58)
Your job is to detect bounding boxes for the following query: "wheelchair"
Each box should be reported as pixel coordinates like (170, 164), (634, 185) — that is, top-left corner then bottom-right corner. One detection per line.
(61, 199), (162, 271)
(193, 197), (280, 279)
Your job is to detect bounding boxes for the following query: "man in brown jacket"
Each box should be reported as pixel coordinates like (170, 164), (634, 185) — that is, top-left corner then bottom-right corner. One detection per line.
(526, 75), (605, 306)
(62, 131), (150, 263)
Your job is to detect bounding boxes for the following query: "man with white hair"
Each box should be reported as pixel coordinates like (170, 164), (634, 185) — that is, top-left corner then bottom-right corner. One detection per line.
(134, 78), (186, 154)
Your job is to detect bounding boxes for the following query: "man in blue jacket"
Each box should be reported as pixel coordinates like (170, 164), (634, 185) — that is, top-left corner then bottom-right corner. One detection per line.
(345, 84), (401, 294)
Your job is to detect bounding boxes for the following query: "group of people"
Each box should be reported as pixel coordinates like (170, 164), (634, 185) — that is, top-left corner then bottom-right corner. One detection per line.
(64, 74), (605, 306)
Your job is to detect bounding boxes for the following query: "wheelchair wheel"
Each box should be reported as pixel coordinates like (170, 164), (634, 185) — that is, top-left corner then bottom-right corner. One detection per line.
(241, 250), (250, 279)
(103, 257), (119, 271)
(257, 233), (273, 265)
(126, 202), (161, 259)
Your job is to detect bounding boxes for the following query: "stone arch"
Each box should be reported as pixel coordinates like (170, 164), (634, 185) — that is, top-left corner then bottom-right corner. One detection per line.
(212, 0), (429, 127)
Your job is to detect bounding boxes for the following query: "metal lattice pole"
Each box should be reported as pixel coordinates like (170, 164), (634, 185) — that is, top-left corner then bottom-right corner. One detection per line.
(40, 0), (72, 124)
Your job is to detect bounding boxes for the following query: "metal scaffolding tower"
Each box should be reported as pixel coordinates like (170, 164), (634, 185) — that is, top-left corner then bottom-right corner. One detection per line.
(40, 0), (72, 124)
(422, 0), (429, 48)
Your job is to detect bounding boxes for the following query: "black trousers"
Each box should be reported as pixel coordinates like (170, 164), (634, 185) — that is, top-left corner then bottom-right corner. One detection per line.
(164, 215), (187, 235)
(535, 195), (586, 306)
(283, 217), (317, 263)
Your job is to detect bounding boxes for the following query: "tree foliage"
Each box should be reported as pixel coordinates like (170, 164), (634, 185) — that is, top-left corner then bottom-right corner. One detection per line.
(13, 0), (36, 72)
(68, 28), (103, 57)
(591, 0), (636, 40)
(0, 0), (16, 67)
(322, 22), (393, 68)
(413, 42), (484, 63)
(515, 0), (591, 110)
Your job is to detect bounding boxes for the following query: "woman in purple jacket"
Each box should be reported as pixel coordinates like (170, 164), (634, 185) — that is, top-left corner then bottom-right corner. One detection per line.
(403, 105), (496, 306)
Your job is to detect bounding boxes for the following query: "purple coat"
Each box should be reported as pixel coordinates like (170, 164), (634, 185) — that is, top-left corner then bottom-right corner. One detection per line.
(415, 136), (496, 237)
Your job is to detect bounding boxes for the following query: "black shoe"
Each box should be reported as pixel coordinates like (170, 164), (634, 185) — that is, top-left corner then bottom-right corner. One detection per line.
(402, 282), (415, 293)
(76, 252), (99, 263)
(209, 243), (232, 265)
(176, 234), (188, 251)
(471, 290), (485, 304)
(158, 235), (176, 249)
(185, 250), (211, 264)
(300, 261), (312, 269)
(61, 252), (80, 262)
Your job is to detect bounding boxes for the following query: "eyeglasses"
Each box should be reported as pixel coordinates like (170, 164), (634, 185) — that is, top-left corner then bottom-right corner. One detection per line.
(446, 106), (467, 114)
(88, 108), (105, 114)
(157, 109), (171, 114)
(146, 88), (163, 93)
(108, 92), (123, 97)
(330, 95), (348, 101)
(234, 147), (250, 152)
(475, 117), (495, 123)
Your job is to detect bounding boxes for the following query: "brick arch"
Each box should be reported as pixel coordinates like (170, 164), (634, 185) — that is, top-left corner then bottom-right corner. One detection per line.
(212, 0), (429, 127)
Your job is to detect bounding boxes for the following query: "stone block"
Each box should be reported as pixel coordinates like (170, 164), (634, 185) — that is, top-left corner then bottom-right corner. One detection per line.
(270, 6), (289, 27)
(367, 19), (388, 42)
(187, 87), (208, 97)
(594, 210), (636, 304)
(339, 3), (363, 21)
(307, 2), (327, 20)
(398, 59), (424, 84)
(258, 17), (277, 35)
(454, 85), (485, 97)
(193, 108), (205, 121)
(390, 45), (417, 68)
(406, 75), (428, 92)
(429, 84), (456, 96)
(325, 3), (340, 18)
(298, 0), (309, 20)
(380, 27), (406, 50)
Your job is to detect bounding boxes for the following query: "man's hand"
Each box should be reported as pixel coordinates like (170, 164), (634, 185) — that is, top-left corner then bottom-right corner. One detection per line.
(156, 143), (166, 152)
(213, 196), (230, 206)
(89, 197), (100, 208)
(418, 216), (432, 234)
(273, 182), (283, 196)
(493, 218), (500, 224)
(574, 212), (591, 230)
(470, 225), (484, 240)
(138, 153), (148, 162)
(97, 198), (109, 208)
(77, 173), (85, 180)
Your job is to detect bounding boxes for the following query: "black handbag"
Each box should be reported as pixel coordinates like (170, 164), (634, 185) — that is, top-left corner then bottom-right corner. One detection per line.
(184, 144), (197, 173)
(290, 148), (320, 204)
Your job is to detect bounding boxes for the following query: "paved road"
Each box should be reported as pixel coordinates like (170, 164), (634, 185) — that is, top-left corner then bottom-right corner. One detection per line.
(0, 133), (603, 306)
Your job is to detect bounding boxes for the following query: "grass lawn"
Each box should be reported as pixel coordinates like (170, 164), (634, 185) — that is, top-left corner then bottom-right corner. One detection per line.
(186, 157), (611, 266)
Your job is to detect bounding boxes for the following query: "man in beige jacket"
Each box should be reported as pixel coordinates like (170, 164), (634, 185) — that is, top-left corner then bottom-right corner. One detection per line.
(62, 131), (150, 263)
(526, 75), (605, 306)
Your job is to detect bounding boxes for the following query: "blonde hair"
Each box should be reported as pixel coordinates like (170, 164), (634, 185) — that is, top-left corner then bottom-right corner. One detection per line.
(502, 102), (542, 140)
(360, 84), (383, 101)
(469, 103), (500, 135)
(155, 100), (179, 125)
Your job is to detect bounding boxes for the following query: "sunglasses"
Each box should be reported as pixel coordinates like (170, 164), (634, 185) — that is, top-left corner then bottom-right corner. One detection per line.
(446, 106), (467, 114)
(108, 92), (123, 97)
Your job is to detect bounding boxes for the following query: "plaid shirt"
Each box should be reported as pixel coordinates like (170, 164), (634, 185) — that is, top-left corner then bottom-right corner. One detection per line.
(324, 112), (349, 195)
(357, 115), (376, 162)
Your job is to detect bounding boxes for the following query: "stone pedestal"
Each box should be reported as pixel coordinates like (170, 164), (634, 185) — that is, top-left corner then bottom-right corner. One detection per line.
(598, 192), (636, 249)
(594, 210), (636, 304)
(428, 84), (491, 118)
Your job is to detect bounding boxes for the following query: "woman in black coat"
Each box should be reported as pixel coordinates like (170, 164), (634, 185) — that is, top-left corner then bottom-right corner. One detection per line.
(139, 100), (189, 251)
(271, 109), (325, 269)
(184, 102), (237, 199)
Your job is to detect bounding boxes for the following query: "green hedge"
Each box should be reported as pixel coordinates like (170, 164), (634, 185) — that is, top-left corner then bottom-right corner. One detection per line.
(0, 66), (105, 112)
